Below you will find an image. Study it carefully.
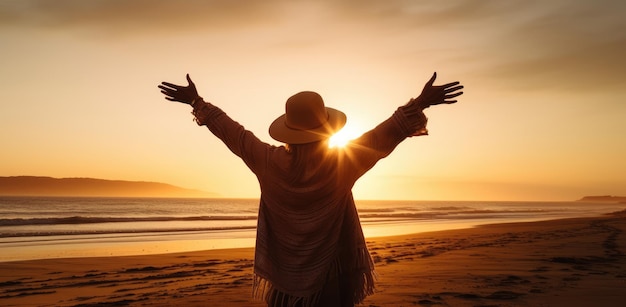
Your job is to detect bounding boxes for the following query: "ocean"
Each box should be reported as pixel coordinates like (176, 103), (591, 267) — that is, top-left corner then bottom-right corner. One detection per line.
(1, 197), (624, 262)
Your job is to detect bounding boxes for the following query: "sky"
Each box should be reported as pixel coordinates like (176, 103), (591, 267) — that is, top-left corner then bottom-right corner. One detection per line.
(1, 0), (625, 201)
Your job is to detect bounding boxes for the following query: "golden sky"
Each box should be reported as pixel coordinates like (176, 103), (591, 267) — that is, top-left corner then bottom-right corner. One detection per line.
(1, 0), (625, 201)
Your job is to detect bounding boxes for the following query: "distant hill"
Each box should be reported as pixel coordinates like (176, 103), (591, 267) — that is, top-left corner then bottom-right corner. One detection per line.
(0, 176), (216, 198)
(578, 195), (626, 202)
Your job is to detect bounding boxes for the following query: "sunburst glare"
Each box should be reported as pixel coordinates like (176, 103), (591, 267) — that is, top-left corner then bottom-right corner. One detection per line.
(329, 125), (363, 148)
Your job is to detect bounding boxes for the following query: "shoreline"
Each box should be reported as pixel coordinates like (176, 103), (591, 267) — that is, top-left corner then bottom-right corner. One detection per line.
(1, 212), (625, 306)
(4, 197), (624, 263)
(2, 212), (614, 264)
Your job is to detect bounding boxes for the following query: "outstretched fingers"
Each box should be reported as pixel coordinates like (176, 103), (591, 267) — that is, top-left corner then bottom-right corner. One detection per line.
(445, 91), (463, 99)
(437, 90), (463, 105)
(158, 74), (199, 105)
(158, 86), (176, 95)
(160, 92), (177, 101)
(158, 84), (179, 101)
(441, 83), (464, 101)
(443, 84), (464, 94)
(159, 82), (182, 90)
(158, 85), (174, 93)
(158, 80), (187, 97)
(438, 81), (460, 89)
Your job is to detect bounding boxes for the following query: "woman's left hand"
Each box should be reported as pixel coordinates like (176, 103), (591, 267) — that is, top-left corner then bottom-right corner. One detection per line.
(158, 74), (200, 105)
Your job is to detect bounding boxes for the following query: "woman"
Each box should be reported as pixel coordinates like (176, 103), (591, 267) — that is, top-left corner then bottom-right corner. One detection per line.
(158, 73), (463, 307)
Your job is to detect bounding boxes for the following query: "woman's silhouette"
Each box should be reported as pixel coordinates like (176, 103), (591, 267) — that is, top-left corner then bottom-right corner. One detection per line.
(158, 73), (463, 307)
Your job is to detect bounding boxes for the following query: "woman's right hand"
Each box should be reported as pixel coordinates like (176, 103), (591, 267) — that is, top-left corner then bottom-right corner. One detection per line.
(412, 72), (464, 110)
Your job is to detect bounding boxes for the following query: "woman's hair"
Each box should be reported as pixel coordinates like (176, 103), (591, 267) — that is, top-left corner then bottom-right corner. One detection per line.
(285, 140), (335, 184)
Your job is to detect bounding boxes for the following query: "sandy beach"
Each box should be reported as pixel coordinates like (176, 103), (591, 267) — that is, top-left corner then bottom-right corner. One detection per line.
(1, 211), (625, 307)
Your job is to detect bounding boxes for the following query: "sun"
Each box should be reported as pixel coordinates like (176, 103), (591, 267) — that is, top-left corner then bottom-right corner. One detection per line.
(329, 125), (363, 148)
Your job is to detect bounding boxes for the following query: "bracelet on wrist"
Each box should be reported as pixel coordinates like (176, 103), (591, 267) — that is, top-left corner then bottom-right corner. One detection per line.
(191, 96), (203, 106)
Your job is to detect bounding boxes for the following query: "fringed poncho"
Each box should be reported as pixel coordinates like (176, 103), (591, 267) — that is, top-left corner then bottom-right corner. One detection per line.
(192, 101), (427, 306)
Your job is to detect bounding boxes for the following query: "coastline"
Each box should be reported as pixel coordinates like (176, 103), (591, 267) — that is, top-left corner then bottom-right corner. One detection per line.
(1, 212), (625, 306)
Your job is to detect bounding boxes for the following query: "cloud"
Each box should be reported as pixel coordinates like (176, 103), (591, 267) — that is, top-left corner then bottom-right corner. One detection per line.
(486, 39), (626, 92)
(404, 0), (626, 91)
(470, 0), (626, 91)
(0, 0), (282, 34)
(318, 0), (626, 92)
(331, 0), (527, 27)
(3, 0), (625, 91)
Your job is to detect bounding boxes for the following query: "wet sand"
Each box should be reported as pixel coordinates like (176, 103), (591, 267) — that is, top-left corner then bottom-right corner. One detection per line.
(1, 211), (625, 306)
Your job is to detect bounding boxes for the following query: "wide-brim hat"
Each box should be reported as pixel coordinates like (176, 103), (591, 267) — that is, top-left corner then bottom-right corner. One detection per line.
(269, 91), (346, 144)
